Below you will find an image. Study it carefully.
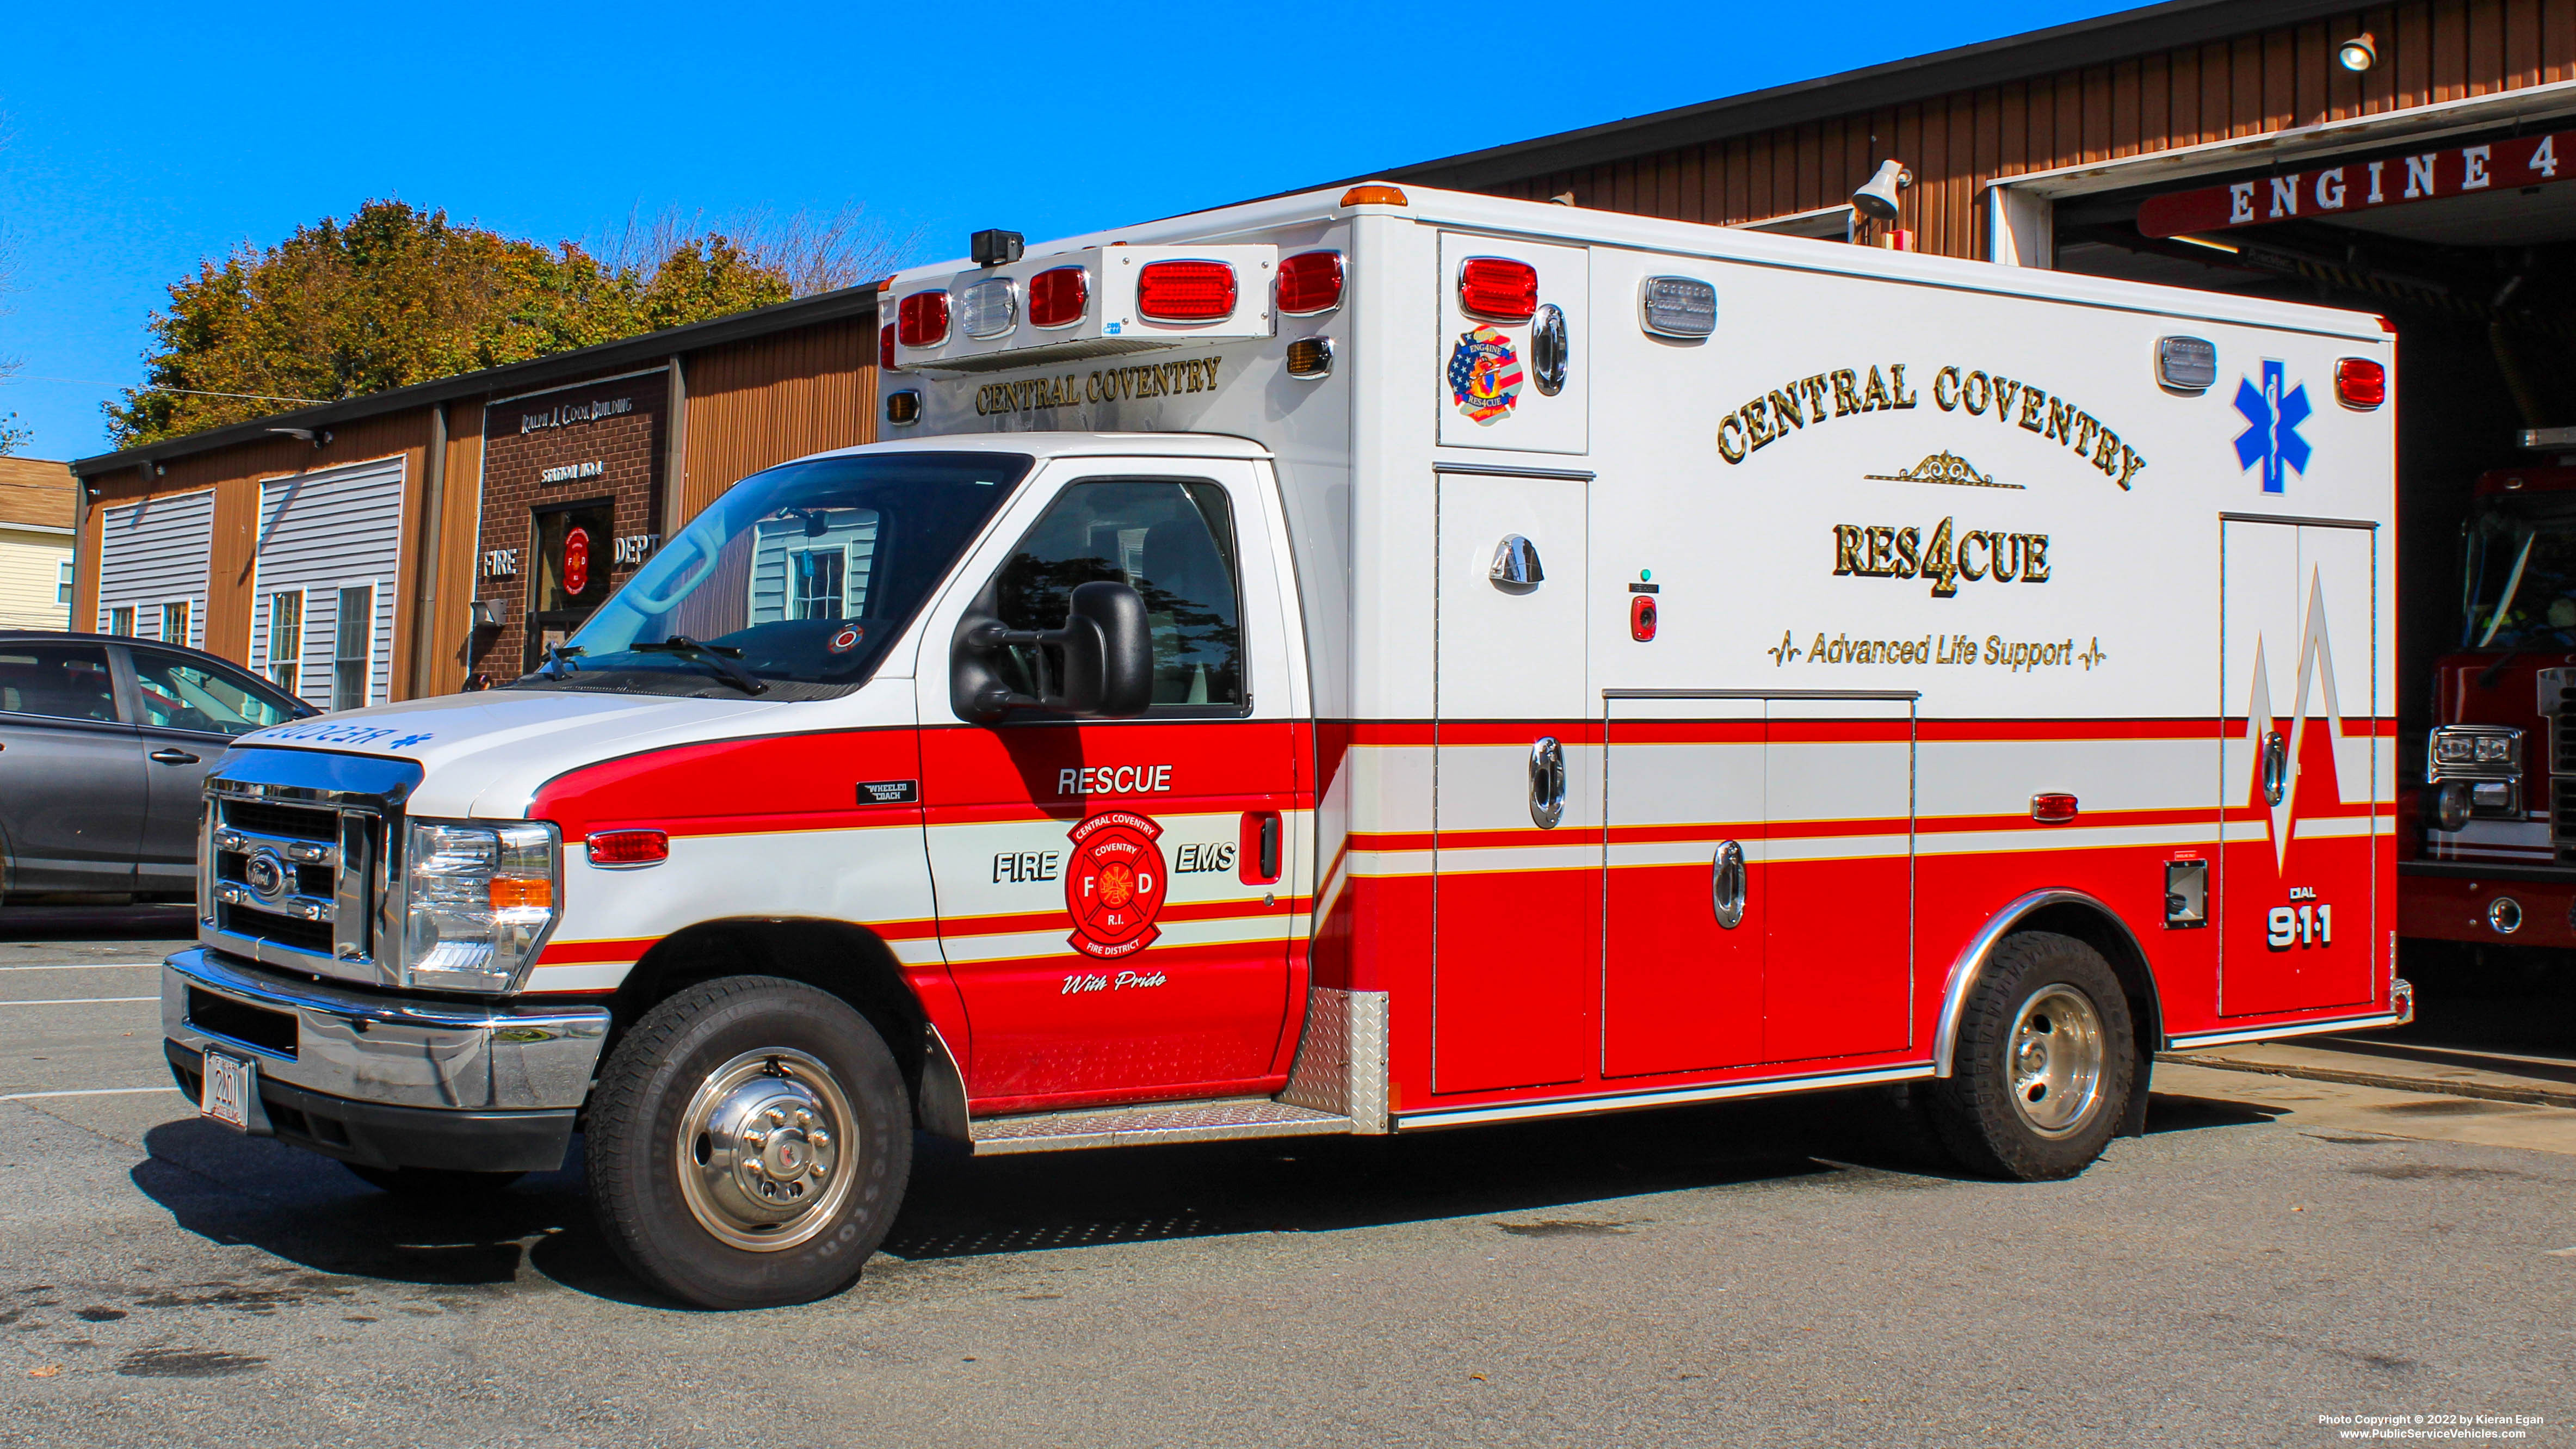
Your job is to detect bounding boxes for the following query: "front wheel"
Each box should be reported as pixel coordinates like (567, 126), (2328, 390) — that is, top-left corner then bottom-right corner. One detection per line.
(1927, 931), (2136, 1181)
(585, 977), (913, 1309)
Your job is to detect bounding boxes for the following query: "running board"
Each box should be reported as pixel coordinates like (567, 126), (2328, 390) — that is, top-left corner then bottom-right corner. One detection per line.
(968, 1097), (1352, 1155)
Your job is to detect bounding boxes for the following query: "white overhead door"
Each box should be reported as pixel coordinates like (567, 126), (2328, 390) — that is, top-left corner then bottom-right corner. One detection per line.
(249, 458), (406, 712)
(96, 490), (213, 648)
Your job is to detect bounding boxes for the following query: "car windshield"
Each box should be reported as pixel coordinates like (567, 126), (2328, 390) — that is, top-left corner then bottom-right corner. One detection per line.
(512, 451), (1031, 700)
(2461, 492), (2576, 649)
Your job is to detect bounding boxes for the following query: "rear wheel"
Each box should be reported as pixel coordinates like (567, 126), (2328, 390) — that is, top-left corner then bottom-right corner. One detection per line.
(1928, 931), (2135, 1181)
(585, 976), (912, 1310)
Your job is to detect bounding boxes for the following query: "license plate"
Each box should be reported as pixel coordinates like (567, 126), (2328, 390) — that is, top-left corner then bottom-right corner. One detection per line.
(199, 1050), (252, 1131)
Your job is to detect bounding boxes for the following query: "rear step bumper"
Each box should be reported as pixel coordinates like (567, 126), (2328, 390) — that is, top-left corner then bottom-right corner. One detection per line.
(969, 1097), (1350, 1155)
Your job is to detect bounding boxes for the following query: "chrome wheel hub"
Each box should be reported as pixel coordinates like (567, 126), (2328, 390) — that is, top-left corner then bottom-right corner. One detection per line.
(676, 1048), (857, 1251)
(2006, 984), (2106, 1139)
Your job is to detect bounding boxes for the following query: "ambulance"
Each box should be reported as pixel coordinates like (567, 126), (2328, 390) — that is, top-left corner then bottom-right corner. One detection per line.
(163, 182), (2407, 1309)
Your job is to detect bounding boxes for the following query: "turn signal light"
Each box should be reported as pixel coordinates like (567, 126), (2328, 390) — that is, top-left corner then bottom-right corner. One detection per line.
(1277, 251), (1345, 315)
(2031, 793), (2080, 824)
(586, 829), (670, 867)
(897, 290), (950, 348)
(1029, 266), (1089, 328)
(1137, 260), (1237, 321)
(1285, 337), (1334, 378)
(884, 390), (921, 426)
(2335, 356), (2386, 409)
(488, 877), (557, 909)
(1459, 257), (1539, 321)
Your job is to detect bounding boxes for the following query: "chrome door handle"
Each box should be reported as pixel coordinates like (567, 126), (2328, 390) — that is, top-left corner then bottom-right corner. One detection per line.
(2259, 729), (2289, 806)
(1712, 840), (1747, 929)
(1490, 535), (1545, 589)
(1528, 736), (1566, 829)
(150, 749), (201, 765)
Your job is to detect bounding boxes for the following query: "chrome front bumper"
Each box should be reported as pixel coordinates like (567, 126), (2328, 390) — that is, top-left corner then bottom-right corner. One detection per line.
(162, 946), (610, 1112)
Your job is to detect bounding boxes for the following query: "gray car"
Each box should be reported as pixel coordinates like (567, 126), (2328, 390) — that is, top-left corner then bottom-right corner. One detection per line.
(0, 631), (314, 902)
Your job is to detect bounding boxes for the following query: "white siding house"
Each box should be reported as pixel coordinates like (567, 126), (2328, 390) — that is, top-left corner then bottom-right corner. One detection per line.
(246, 458), (406, 711)
(95, 488), (214, 646)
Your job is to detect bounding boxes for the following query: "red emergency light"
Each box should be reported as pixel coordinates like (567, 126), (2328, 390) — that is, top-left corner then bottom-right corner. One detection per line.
(898, 290), (950, 348)
(1029, 266), (1089, 328)
(879, 323), (896, 370)
(1136, 260), (1237, 322)
(2335, 357), (2386, 410)
(2030, 793), (2080, 824)
(1458, 257), (1538, 322)
(1277, 251), (1344, 315)
(587, 828), (670, 867)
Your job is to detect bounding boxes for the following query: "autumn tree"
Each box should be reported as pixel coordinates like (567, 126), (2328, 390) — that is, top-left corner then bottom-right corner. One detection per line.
(107, 199), (906, 447)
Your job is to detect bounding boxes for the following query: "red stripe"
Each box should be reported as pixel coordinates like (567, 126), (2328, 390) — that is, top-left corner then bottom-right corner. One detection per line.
(934, 896), (1312, 938)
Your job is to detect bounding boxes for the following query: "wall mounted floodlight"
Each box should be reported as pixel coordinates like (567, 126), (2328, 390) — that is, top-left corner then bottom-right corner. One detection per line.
(1851, 160), (1912, 221)
(2338, 32), (2377, 72)
(265, 427), (331, 447)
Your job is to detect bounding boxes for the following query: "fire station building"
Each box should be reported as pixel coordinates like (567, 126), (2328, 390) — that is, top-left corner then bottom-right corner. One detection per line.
(68, 0), (2576, 751)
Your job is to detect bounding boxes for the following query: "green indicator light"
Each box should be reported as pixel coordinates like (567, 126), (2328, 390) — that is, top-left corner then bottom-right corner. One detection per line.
(1640, 568), (1652, 581)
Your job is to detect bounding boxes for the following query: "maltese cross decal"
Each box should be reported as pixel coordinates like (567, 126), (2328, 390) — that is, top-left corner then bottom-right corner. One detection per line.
(2233, 360), (2313, 494)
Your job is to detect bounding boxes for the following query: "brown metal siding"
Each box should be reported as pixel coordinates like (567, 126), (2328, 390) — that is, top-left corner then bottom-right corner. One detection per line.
(677, 316), (878, 522)
(1480, 0), (2576, 258)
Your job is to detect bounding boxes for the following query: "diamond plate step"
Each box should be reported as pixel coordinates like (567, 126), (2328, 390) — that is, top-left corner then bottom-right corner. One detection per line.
(968, 1096), (1352, 1155)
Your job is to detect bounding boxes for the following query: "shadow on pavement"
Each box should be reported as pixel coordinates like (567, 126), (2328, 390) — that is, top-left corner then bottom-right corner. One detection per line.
(123, 1077), (2289, 1305)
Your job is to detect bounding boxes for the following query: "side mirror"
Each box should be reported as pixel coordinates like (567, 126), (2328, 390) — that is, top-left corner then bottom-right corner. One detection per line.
(952, 580), (1153, 722)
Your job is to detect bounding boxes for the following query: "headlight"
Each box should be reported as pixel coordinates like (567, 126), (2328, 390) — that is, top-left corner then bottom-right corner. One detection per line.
(403, 819), (558, 993)
(2474, 735), (2515, 764)
(2431, 732), (2478, 765)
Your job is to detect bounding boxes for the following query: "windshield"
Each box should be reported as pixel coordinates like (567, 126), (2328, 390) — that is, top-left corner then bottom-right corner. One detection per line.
(2461, 492), (2576, 650)
(512, 451), (1031, 699)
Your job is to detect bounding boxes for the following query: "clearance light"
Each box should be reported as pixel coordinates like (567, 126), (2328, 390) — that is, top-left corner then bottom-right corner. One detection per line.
(1339, 184), (1408, 207)
(1285, 337), (1334, 378)
(1277, 251), (1345, 315)
(1029, 266), (1089, 328)
(1137, 260), (1237, 322)
(1639, 276), (1717, 337)
(960, 277), (1018, 339)
(897, 290), (950, 348)
(586, 829), (670, 868)
(885, 389), (921, 426)
(1459, 257), (1538, 322)
(2335, 356), (2387, 410)
(2031, 793), (2080, 824)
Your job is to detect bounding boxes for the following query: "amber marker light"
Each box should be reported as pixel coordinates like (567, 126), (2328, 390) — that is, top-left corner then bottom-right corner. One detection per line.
(1339, 184), (1409, 207)
(488, 877), (557, 909)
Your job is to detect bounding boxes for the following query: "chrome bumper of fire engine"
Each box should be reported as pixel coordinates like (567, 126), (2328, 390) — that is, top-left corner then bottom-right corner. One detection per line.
(162, 946), (609, 1113)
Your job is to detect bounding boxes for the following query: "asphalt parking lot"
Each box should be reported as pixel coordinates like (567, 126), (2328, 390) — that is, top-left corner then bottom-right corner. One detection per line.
(3, 916), (2571, 1449)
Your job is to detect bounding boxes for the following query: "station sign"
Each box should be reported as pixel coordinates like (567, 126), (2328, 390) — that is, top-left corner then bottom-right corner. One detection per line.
(2138, 128), (2575, 238)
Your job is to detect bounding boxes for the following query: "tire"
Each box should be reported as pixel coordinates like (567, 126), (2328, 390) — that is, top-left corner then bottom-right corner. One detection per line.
(1928, 930), (2136, 1181)
(585, 976), (912, 1310)
(344, 1164), (526, 1198)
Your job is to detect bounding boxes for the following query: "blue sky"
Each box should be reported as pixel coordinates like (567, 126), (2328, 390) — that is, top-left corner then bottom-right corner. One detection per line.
(0, 1), (2125, 462)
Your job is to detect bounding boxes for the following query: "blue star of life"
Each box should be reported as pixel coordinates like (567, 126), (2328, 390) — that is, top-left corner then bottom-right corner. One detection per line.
(2233, 360), (2313, 494)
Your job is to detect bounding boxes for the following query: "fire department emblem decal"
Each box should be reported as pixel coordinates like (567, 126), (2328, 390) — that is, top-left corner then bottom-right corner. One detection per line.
(1448, 325), (1524, 424)
(1064, 810), (1169, 960)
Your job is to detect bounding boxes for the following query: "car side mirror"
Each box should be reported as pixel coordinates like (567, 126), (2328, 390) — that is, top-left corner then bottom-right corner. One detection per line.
(952, 580), (1153, 723)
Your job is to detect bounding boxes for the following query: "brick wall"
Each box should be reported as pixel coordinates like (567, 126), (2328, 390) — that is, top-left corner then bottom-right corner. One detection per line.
(472, 371), (668, 679)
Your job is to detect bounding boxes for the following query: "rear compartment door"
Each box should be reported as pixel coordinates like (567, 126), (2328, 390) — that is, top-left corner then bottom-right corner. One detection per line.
(2218, 516), (2380, 1015)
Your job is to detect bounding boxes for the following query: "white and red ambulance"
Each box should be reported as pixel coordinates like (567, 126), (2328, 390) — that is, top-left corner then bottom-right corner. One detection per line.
(164, 182), (2406, 1309)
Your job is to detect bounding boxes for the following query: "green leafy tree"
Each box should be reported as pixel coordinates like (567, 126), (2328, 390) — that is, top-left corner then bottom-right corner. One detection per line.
(103, 200), (877, 447)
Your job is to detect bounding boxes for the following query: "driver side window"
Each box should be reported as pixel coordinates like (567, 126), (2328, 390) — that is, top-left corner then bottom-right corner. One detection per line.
(988, 479), (1244, 712)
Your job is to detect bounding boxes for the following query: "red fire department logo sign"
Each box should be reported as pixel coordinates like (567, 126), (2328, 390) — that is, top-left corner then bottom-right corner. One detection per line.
(1065, 810), (1167, 960)
(563, 526), (592, 596)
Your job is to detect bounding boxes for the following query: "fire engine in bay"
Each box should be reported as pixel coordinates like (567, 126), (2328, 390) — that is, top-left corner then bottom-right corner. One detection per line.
(164, 183), (2406, 1309)
(2408, 456), (2576, 949)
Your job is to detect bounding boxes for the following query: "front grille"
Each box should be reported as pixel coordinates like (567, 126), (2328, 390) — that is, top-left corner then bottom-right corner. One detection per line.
(218, 903), (335, 955)
(221, 799), (339, 842)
